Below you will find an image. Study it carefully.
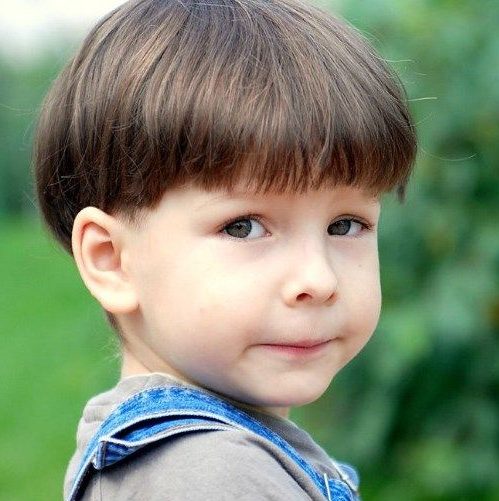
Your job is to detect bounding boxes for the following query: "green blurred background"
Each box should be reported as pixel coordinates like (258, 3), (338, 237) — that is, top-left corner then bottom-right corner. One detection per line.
(1, 0), (498, 499)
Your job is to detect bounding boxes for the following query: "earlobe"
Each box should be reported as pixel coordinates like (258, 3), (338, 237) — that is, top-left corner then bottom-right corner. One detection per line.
(72, 207), (139, 315)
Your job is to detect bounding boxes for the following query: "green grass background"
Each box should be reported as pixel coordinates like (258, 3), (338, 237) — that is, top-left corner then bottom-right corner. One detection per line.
(0, 216), (119, 500)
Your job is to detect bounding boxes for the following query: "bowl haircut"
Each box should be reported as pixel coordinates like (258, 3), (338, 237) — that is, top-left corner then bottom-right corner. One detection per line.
(34, 0), (417, 333)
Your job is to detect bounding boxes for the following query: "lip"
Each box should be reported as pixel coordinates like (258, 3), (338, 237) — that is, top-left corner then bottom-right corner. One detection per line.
(258, 339), (333, 357)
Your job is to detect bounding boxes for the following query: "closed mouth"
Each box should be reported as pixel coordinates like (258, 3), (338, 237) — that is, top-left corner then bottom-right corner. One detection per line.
(263, 339), (333, 349)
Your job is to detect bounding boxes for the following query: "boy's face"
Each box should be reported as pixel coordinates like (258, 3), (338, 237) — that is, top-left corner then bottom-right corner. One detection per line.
(119, 182), (382, 416)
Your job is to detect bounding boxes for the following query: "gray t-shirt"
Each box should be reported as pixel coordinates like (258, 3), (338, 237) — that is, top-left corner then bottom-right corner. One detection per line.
(64, 373), (351, 500)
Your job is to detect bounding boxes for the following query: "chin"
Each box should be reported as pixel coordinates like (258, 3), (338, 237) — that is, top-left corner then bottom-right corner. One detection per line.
(283, 391), (327, 407)
(257, 382), (331, 409)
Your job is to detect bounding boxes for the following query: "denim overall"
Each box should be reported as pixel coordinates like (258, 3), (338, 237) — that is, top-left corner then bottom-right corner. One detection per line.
(68, 385), (360, 501)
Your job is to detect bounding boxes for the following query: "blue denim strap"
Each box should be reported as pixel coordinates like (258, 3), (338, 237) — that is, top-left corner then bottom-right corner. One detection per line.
(68, 385), (359, 501)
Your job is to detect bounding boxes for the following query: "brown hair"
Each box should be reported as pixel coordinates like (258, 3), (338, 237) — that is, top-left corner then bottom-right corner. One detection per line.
(33, 0), (416, 333)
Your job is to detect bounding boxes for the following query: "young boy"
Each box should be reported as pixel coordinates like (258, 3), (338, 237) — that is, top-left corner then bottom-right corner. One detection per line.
(34, 0), (416, 499)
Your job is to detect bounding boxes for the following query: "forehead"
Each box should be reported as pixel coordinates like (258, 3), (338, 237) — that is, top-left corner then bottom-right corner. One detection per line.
(164, 181), (381, 216)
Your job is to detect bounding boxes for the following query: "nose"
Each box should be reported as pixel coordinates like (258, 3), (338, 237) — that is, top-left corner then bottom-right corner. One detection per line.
(281, 240), (338, 307)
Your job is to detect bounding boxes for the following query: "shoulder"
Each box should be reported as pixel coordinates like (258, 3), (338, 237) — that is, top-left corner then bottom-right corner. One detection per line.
(80, 428), (317, 500)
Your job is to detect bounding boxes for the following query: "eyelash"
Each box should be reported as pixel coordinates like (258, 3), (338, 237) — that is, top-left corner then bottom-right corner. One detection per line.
(219, 213), (373, 239)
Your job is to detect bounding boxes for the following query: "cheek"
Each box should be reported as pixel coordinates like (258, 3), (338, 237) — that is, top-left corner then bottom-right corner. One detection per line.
(344, 262), (382, 344)
(194, 275), (263, 332)
(158, 253), (263, 336)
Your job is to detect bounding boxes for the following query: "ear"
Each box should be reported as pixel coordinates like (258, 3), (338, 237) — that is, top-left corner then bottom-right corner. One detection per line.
(71, 206), (139, 315)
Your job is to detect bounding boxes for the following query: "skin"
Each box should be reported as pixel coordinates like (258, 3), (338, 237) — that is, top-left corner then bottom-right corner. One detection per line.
(72, 182), (382, 418)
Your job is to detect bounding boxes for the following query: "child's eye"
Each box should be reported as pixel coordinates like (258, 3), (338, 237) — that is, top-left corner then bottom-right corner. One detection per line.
(221, 216), (371, 240)
(222, 217), (267, 239)
(327, 218), (369, 236)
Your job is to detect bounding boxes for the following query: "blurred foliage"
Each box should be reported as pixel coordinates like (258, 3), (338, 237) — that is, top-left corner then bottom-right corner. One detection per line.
(294, 1), (499, 500)
(0, 218), (120, 500)
(1, 0), (498, 500)
(0, 55), (56, 215)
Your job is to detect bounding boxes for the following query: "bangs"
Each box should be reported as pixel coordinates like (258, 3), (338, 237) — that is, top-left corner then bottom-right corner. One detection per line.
(177, 75), (416, 198)
(131, 0), (416, 204)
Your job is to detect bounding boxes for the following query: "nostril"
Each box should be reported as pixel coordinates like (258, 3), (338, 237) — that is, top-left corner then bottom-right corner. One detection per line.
(296, 292), (310, 301)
